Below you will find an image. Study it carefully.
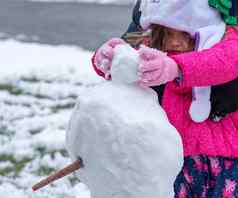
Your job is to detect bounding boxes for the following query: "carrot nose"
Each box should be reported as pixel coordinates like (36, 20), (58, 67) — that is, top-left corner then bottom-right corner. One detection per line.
(32, 159), (83, 191)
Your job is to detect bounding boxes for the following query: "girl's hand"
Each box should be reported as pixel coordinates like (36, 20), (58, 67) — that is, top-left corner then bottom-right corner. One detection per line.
(95, 38), (126, 80)
(138, 46), (179, 87)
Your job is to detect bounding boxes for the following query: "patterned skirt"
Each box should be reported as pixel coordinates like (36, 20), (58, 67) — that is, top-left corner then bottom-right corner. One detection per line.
(174, 155), (238, 198)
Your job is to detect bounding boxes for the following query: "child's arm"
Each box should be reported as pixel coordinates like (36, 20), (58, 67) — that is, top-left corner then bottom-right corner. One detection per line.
(170, 27), (238, 87)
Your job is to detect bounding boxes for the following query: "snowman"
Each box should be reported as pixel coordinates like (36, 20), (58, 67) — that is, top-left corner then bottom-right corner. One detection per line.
(66, 45), (183, 198)
(32, 44), (183, 197)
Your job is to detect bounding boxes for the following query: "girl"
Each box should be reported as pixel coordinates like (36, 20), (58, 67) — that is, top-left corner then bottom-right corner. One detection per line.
(92, 0), (238, 197)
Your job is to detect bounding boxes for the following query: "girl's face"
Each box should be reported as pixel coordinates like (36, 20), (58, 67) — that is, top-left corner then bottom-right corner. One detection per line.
(151, 25), (195, 53)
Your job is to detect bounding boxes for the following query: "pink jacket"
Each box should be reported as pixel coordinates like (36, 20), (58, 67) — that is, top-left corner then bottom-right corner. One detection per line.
(92, 27), (238, 158)
(166, 27), (238, 157)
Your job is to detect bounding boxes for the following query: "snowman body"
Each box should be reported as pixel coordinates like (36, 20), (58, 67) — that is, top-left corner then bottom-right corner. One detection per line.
(66, 83), (183, 198)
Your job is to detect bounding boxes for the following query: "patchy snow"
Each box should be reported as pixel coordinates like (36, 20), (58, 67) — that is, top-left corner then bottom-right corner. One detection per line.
(0, 39), (183, 198)
(0, 39), (101, 86)
(0, 40), (101, 198)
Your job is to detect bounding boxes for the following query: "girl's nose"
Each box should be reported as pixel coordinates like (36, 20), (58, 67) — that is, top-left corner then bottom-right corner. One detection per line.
(170, 40), (182, 49)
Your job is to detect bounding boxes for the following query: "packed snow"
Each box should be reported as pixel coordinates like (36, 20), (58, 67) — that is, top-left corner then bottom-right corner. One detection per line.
(0, 39), (183, 198)
(111, 44), (139, 83)
(67, 83), (183, 198)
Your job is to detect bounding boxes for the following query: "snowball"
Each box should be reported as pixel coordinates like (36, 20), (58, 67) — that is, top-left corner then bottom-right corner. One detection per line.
(66, 82), (183, 198)
(111, 44), (139, 84)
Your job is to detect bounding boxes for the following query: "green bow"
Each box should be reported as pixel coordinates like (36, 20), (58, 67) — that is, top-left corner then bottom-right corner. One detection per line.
(209, 0), (237, 25)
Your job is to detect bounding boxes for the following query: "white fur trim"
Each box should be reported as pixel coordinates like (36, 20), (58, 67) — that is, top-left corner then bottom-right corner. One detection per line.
(140, 0), (224, 35)
(191, 22), (225, 122)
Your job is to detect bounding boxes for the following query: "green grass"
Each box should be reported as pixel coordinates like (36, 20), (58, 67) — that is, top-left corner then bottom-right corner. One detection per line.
(68, 176), (81, 186)
(0, 83), (23, 95)
(29, 128), (44, 135)
(21, 76), (42, 83)
(51, 102), (75, 113)
(0, 166), (13, 176)
(37, 166), (55, 176)
(0, 155), (31, 176)
(0, 126), (14, 136)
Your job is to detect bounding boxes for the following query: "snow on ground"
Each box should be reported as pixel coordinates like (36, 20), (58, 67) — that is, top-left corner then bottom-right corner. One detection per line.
(28, 0), (134, 4)
(0, 39), (103, 197)
(0, 39), (183, 198)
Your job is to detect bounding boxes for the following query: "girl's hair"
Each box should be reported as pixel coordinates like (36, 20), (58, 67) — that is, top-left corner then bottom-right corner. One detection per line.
(123, 30), (151, 48)
(123, 25), (164, 50)
(124, 25), (195, 51)
(150, 25), (165, 50)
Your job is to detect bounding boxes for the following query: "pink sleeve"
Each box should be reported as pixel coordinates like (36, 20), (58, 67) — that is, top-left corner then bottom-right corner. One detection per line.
(91, 51), (106, 79)
(91, 51), (112, 80)
(170, 27), (238, 87)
